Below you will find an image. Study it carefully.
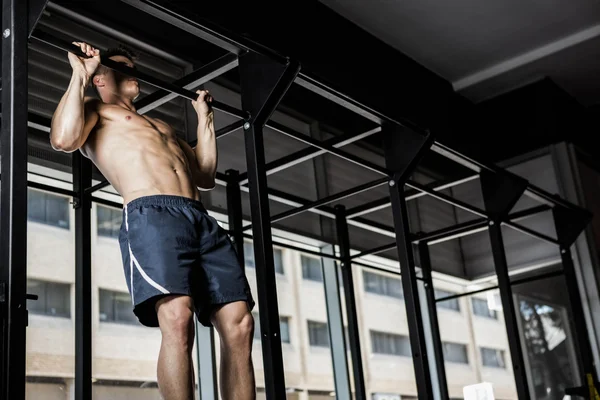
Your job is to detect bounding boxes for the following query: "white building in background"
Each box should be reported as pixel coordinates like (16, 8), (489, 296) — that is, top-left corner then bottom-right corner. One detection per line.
(24, 183), (517, 400)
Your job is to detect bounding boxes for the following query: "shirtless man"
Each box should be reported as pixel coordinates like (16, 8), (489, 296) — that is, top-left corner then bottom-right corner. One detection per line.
(50, 42), (256, 400)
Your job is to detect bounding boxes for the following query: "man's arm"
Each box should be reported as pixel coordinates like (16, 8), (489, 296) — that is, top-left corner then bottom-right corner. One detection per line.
(50, 42), (101, 152)
(177, 138), (216, 191)
(190, 89), (217, 190)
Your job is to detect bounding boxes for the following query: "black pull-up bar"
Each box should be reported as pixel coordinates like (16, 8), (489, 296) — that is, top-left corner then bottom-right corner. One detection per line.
(30, 30), (228, 109)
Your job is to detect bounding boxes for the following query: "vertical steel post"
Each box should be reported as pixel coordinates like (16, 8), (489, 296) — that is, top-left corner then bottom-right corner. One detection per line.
(321, 244), (352, 400)
(418, 242), (449, 400)
(226, 169), (245, 262)
(553, 205), (597, 387)
(195, 322), (217, 400)
(334, 206), (367, 400)
(73, 152), (92, 400)
(389, 186), (434, 398)
(238, 51), (300, 399)
(0, 0), (29, 398)
(480, 169), (530, 399)
(382, 124), (435, 398)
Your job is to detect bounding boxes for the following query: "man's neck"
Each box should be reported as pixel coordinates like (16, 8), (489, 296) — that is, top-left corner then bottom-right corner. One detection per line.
(104, 95), (137, 113)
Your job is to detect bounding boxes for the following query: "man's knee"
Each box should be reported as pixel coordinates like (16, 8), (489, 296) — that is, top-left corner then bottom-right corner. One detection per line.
(156, 295), (195, 345)
(213, 303), (254, 348)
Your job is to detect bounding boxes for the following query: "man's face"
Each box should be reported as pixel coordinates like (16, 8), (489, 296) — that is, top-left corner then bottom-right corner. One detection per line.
(95, 55), (140, 101)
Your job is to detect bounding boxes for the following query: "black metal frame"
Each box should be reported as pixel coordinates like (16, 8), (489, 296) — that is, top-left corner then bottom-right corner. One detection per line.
(0, 1), (30, 399)
(0, 1), (596, 399)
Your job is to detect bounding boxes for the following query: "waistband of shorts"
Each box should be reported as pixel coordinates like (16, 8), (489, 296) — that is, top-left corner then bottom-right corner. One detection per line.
(125, 195), (207, 213)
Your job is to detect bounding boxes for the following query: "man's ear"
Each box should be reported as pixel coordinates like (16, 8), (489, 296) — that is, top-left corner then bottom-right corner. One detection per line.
(93, 75), (105, 88)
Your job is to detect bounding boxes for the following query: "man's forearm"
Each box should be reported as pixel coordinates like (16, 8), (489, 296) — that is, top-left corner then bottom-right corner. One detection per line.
(195, 113), (217, 186)
(50, 72), (89, 151)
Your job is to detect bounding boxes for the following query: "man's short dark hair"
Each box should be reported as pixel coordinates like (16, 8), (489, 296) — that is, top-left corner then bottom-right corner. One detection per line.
(91, 45), (139, 98)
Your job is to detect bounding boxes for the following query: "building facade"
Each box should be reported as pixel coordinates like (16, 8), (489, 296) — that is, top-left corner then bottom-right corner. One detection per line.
(24, 182), (518, 400)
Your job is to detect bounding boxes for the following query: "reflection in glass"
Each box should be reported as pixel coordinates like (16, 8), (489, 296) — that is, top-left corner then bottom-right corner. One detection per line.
(518, 296), (578, 399)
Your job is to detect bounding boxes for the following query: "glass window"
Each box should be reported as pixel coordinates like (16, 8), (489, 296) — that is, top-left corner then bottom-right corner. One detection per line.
(99, 289), (138, 325)
(370, 330), (411, 357)
(27, 279), (71, 318)
(435, 289), (460, 311)
(97, 205), (122, 238)
(27, 189), (70, 229)
(443, 342), (469, 364)
(307, 320), (329, 347)
(363, 271), (403, 299)
(472, 297), (498, 319)
(480, 347), (506, 368)
(301, 255), (323, 282)
(252, 313), (291, 344)
(244, 242), (284, 274)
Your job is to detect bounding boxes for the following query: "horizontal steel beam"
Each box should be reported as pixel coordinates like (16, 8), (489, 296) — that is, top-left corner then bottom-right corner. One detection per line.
(119, 0), (287, 63)
(352, 204), (554, 261)
(135, 53), (239, 115)
(84, 181), (110, 195)
(405, 179), (487, 218)
(46, 1), (191, 67)
(241, 233), (340, 260)
(266, 120), (389, 176)
(346, 174), (480, 219)
(242, 177), (388, 231)
(238, 126), (381, 185)
(29, 30), (235, 111)
(420, 204), (554, 246)
(435, 269), (564, 303)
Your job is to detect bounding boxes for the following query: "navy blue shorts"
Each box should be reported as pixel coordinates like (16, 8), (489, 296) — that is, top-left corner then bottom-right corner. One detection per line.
(118, 195), (255, 328)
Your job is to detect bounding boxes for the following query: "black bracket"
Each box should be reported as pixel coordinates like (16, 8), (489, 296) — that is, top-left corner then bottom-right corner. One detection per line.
(0, 282), (5, 303)
(239, 52), (300, 128)
(480, 169), (529, 221)
(383, 123), (433, 185)
(553, 205), (593, 249)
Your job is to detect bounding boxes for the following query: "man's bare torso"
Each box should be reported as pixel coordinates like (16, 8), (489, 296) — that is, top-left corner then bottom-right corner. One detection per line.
(81, 99), (201, 205)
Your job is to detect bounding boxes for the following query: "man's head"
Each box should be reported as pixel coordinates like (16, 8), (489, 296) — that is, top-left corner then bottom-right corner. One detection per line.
(91, 46), (140, 103)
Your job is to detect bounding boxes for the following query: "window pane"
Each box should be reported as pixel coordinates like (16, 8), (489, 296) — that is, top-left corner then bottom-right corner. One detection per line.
(27, 189), (46, 223)
(45, 281), (71, 317)
(113, 292), (138, 325)
(472, 297), (497, 319)
(363, 271), (403, 299)
(273, 249), (284, 275)
(99, 289), (113, 322)
(26, 280), (47, 316)
(280, 317), (290, 344)
(244, 242), (255, 268)
(27, 189), (70, 229)
(435, 289), (460, 311)
(443, 342), (469, 364)
(370, 331), (411, 357)
(45, 193), (70, 228)
(301, 255), (323, 282)
(308, 321), (329, 347)
(481, 347), (505, 368)
(97, 205), (122, 239)
(27, 280), (70, 318)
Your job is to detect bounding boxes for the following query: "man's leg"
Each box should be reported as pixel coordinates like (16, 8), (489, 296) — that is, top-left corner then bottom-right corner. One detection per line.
(156, 295), (196, 400)
(210, 301), (256, 400)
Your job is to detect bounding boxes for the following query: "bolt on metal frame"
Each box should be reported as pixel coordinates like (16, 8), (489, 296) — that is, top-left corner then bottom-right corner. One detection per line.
(0, 1), (596, 399)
